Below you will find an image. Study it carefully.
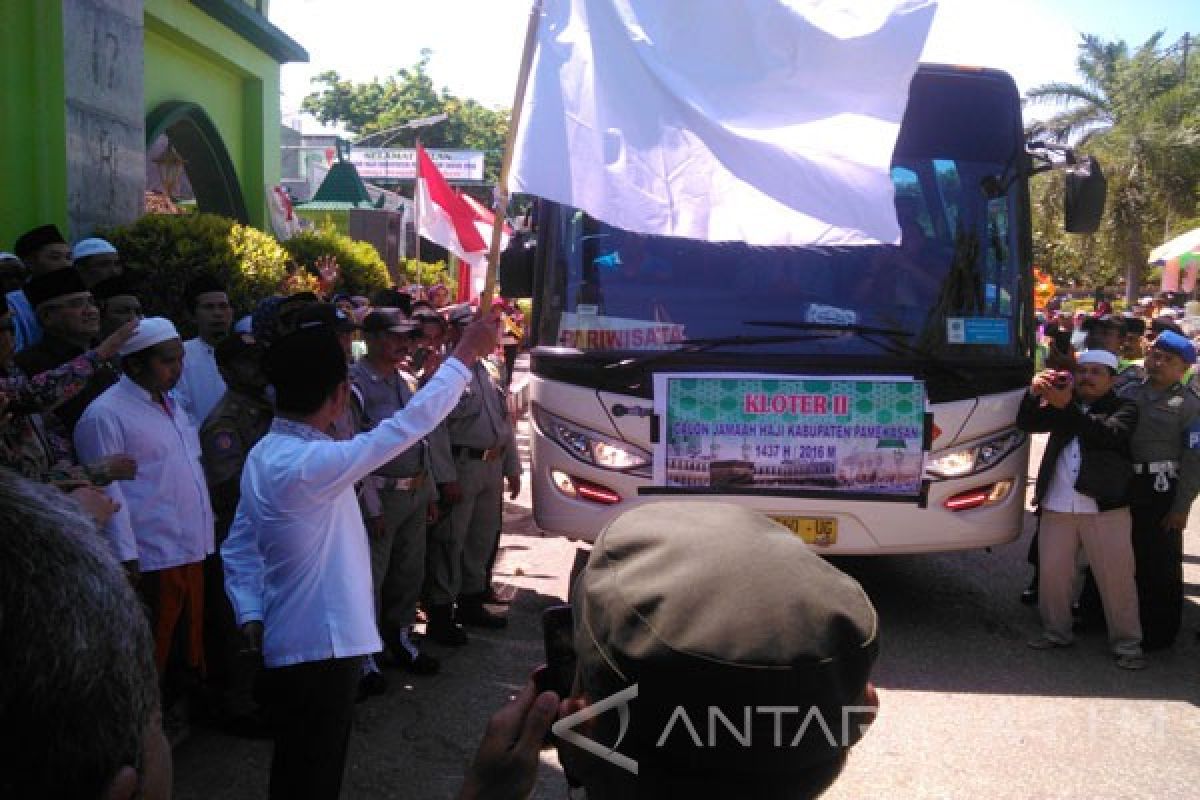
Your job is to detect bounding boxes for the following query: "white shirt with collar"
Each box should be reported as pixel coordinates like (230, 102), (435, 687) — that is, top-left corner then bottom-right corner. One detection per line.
(74, 374), (215, 570)
(1042, 403), (1100, 514)
(222, 357), (471, 668)
(176, 337), (227, 427)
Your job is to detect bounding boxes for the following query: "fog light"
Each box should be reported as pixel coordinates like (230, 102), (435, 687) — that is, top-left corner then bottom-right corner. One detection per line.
(551, 470), (577, 498)
(549, 470), (621, 505)
(987, 480), (1013, 504)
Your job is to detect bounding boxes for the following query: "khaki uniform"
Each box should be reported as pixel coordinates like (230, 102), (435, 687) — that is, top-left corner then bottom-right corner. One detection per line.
(427, 359), (518, 605)
(199, 388), (272, 717)
(350, 361), (452, 639)
(200, 389), (273, 538)
(1117, 378), (1200, 648)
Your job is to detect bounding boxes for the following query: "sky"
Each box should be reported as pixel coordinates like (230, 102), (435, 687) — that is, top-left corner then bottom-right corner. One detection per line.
(270, 0), (1195, 131)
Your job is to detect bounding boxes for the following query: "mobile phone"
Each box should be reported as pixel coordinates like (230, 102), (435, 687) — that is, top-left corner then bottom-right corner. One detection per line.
(536, 604), (576, 697)
(1052, 328), (1073, 353)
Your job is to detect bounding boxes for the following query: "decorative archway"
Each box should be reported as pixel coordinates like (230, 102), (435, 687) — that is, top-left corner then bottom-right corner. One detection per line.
(145, 102), (248, 222)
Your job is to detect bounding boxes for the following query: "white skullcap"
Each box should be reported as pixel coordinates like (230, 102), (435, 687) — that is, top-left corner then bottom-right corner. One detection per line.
(0, 251), (18, 262)
(72, 238), (117, 261)
(118, 317), (179, 356)
(1077, 349), (1119, 371)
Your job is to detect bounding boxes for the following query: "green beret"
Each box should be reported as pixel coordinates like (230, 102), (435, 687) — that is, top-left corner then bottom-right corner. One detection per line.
(573, 502), (878, 774)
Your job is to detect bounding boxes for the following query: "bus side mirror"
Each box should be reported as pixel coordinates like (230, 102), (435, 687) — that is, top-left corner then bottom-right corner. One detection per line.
(499, 231), (536, 297)
(1064, 156), (1105, 234)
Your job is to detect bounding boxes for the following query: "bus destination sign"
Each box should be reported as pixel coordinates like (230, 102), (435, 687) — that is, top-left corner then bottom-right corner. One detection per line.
(652, 373), (927, 497)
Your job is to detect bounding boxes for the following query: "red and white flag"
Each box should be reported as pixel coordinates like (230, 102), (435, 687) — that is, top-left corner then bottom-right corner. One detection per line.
(459, 191), (513, 251)
(416, 143), (488, 267)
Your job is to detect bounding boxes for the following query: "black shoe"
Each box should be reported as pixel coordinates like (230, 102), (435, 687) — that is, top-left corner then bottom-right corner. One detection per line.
(462, 587), (514, 606)
(426, 604), (469, 646)
(1020, 575), (1038, 605)
(393, 647), (441, 675)
(356, 670), (387, 703)
(456, 602), (509, 629)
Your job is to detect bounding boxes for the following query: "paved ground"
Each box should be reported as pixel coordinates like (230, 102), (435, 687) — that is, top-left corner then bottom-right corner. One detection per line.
(174, 419), (1200, 799)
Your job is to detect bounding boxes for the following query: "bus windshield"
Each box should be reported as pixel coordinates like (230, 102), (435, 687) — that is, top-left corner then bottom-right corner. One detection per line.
(533, 70), (1028, 361)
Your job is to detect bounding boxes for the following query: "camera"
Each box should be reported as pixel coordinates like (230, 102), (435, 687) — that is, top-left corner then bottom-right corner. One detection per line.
(534, 604), (576, 697)
(1050, 371), (1073, 389)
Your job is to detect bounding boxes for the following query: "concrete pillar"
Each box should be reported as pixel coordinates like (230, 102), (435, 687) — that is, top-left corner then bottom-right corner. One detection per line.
(62, 0), (145, 238)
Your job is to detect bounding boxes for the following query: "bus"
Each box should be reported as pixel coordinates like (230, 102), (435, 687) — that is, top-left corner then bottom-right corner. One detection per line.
(514, 64), (1104, 553)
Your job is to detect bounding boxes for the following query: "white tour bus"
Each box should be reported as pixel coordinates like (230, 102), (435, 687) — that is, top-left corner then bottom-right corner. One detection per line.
(510, 65), (1104, 553)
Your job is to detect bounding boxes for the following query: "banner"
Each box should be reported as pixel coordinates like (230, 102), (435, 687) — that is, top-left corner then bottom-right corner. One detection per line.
(350, 148), (484, 181)
(653, 374), (927, 496)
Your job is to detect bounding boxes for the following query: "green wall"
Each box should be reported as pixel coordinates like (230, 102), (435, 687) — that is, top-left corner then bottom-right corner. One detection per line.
(0, 0), (287, 249)
(144, 0), (284, 228)
(0, 3), (68, 250)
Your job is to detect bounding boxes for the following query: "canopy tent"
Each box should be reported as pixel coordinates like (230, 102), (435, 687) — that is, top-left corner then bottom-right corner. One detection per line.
(1150, 227), (1200, 264)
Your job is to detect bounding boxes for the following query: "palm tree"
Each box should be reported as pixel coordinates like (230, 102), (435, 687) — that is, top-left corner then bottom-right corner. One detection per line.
(1026, 33), (1200, 303)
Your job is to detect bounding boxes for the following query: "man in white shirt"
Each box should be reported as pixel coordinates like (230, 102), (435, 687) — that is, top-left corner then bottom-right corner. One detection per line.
(1015, 349), (1144, 669)
(222, 313), (496, 800)
(175, 273), (232, 427)
(75, 317), (215, 678)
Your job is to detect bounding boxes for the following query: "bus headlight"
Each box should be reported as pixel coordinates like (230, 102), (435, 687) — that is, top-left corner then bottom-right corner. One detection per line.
(925, 429), (1025, 479)
(532, 404), (651, 473)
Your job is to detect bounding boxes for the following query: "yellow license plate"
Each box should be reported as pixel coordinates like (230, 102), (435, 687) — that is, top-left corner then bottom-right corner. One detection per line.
(769, 516), (837, 546)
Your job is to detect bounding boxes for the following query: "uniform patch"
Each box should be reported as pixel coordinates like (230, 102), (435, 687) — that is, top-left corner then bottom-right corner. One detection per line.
(1188, 422), (1200, 450)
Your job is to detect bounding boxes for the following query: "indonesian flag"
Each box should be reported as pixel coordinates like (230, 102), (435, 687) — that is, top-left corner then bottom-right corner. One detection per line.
(417, 143), (488, 267)
(510, 0), (936, 247)
(459, 191), (513, 250)
(455, 191), (514, 302)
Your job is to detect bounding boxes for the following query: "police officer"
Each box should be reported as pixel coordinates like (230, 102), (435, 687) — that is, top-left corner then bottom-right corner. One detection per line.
(199, 331), (272, 733)
(1119, 331), (1200, 650)
(349, 310), (445, 673)
(425, 304), (520, 644)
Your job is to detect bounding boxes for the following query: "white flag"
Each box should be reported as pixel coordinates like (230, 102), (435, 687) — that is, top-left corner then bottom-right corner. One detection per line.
(510, 0), (937, 246)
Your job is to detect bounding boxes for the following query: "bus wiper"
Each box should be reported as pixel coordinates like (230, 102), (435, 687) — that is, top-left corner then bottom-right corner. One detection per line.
(744, 320), (912, 337)
(856, 331), (973, 383)
(601, 333), (838, 370)
(745, 319), (971, 383)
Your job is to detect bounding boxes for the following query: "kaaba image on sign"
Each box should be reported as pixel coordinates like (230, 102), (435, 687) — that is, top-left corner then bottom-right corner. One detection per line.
(708, 460), (756, 489)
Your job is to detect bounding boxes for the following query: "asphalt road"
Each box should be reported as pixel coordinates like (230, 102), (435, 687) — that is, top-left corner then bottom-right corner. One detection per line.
(174, 429), (1200, 800)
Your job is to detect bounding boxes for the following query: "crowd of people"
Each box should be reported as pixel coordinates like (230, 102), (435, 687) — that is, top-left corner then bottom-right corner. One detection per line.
(0, 219), (883, 800)
(0, 222), (537, 793)
(1021, 297), (1200, 670)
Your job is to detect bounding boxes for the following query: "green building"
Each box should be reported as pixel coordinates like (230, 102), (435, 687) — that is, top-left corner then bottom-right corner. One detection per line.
(0, 0), (307, 247)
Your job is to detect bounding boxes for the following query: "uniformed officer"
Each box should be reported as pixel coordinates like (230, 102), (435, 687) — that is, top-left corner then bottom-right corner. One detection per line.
(350, 311), (445, 673)
(1115, 315), (1147, 392)
(425, 304), (520, 644)
(1119, 331), (1200, 650)
(199, 331), (272, 733)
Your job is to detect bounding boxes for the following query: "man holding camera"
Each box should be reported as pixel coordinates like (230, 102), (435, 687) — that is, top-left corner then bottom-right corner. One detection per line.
(1016, 350), (1145, 669)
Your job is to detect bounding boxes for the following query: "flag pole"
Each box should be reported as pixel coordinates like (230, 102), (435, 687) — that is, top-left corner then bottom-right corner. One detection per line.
(479, 0), (543, 311)
(413, 137), (423, 266)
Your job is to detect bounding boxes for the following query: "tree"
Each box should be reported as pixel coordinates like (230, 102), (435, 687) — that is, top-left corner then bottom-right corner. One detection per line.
(1026, 33), (1200, 302)
(302, 50), (510, 183)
